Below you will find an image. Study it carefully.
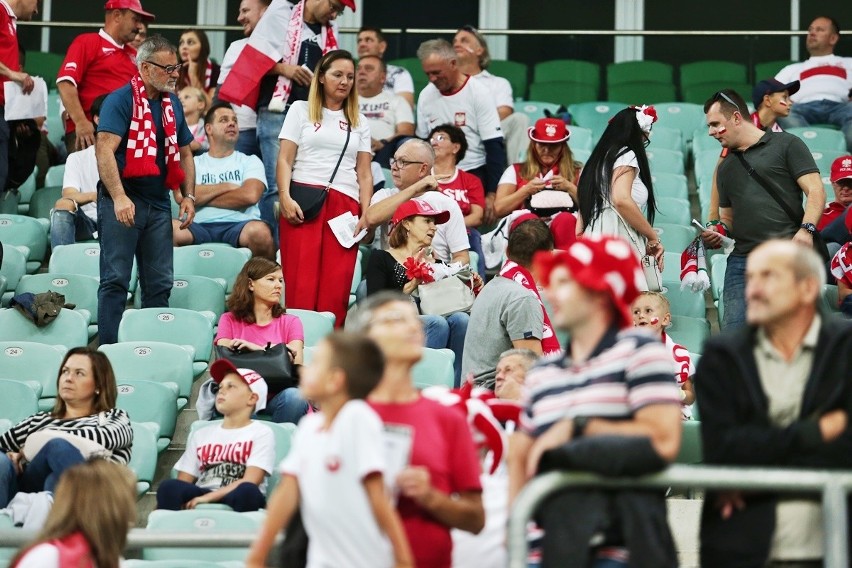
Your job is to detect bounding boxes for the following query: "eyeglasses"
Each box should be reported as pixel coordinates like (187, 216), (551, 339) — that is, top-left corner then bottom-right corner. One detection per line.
(389, 157), (425, 169)
(430, 134), (448, 143)
(459, 24), (479, 34)
(327, 0), (346, 15)
(712, 90), (745, 117)
(145, 60), (184, 74)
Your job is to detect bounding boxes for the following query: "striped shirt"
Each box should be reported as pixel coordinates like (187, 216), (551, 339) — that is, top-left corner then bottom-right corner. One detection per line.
(0, 409), (133, 465)
(520, 327), (681, 438)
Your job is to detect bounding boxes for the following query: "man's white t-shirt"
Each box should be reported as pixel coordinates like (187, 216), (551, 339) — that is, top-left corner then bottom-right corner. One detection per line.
(175, 421), (276, 495)
(194, 150), (267, 223)
(218, 38), (258, 130)
(278, 100), (372, 203)
(359, 90), (414, 141)
(370, 187), (470, 262)
(62, 145), (98, 221)
(471, 70), (514, 109)
(775, 54), (852, 104)
(280, 399), (393, 568)
(384, 64), (414, 97)
(415, 76), (503, 171)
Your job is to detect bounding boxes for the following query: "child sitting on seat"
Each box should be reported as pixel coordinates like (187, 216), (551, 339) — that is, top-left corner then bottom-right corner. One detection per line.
(178, 86), (208, 154)
(632, 291), (696, 420)
(156, 359), (275, 511)
(246, 332), (412, 568)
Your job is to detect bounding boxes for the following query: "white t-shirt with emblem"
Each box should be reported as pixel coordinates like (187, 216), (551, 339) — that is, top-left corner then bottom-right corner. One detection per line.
(471, 70), (514, 109)
(384, 64), (414, 97)
(359, 90), (414, 141)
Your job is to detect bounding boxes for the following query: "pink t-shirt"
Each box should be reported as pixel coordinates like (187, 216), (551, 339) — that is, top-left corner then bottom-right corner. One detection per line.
(369, 396), (482, 568)
(215, 312), (305, 346)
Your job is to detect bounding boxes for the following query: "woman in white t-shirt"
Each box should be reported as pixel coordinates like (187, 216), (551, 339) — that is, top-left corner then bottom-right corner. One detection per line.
(10, 459), (136, 568)
(578, 105), (664, 289)
(277, 50), (373, 327)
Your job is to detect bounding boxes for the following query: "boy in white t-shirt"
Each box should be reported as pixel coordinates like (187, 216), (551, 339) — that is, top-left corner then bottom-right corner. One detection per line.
(246, 332), (412, 568)
(156, 359), (275, 511)
(632, 291), (696, 420)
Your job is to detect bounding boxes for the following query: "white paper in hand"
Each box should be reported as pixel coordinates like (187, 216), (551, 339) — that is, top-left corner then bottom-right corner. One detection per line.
(4, 76), (48, 121)
(328, 211), (367, 248)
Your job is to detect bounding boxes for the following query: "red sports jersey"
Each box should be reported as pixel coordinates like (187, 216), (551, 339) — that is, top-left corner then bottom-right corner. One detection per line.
(437, 168), (485, 216)
(0, 0), (20, 107)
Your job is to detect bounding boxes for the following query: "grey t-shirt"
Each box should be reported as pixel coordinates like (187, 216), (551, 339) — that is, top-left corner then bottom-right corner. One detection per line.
(717, 131), (819, 255)
(461, 277), (543, 386)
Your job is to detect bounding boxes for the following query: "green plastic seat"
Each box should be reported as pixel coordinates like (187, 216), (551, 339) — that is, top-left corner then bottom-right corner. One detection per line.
(754, 60), (795, 81)
(654, 197), (691, 227)
(568, 126), (594, 151)
(528, 81), (597, 106)
(810, 150), (847, 181)
(650, 173), (688, 201)
(143, 509), (266, 562)
(0, 307), (88, 349)
(0, 214), (48, 273)
(116, 379), (178, 452)
(49, 242), (140, 294)
(44, 164), (65, 187)
(654, 222), (695, 251)
(675, 419), (703, 464)
(820, 284), (840, 314)
(567, 101), (621, 140)
(710, 254), (727, 303)
(17, 272), (100, 338)
(608, 82), (676, 105)
(0, 244), (28, 305)
(649, 126), (683, 153)
(607, 60), (673, 86)
(118, 308), (215, 376)
(534, 59), (600, 88)
(646, 148), (685, 176)
(680, 61), (746, 91)
(129, 421), (160, 497)
(654, 103), (706, 146)
(692, 129), (721, 154)
(660, 251), (684, 285)
(100, 341), (195, 408)
(693, 149), (723, 184)
(16, 168), (37, 214)
(488, 59), (529, 100)
(287, 308), (335, 347)
(0, 378), (40, 424)
(172, 245), (252, 294)
(412, 347), (455, 389)
(349, 249), (363, 308)
(787, 127), (846, 153)
(24, 51), (64, 85)
(662, 283), (707, 319)
(46, 91), (64, 148)
(0, 188), (18, 215)
(27, 185), (63, 222)
(667, 315), (710, 354)
(133, 274), (227, 321)
(515, 100), (561, 123)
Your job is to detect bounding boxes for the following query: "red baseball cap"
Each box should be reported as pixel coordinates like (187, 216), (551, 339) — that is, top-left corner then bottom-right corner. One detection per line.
(527, 118), (570, 144)
(104, 0), (155, 21)
(209, 359), (268, 412)
(391, 198), (450, 226)
(339, 0), (357, 11)
(830, 155), (852, 183)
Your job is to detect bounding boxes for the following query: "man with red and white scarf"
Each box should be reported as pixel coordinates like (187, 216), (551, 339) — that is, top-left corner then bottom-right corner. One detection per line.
(96, 35), (195, 345)
(219, 0), (355, 243)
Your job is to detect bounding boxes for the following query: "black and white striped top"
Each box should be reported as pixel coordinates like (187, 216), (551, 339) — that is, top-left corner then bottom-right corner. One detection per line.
(0, 409), (133, 465)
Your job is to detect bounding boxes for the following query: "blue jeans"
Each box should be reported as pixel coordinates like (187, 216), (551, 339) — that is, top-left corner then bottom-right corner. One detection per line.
(15, 438), (85, 496)
(50, 209), (97, 249)
(156, 478), (266, 512)
(421, 312), (469, 387)
(468, 228), (486, 275)
(722, 253), (747, 331)
(777, 99), (852, 152)
(261, 387), (309, 425)
(235, 127), (261, 159)
(0, 453), (17, 508)
(257, 107), (288, 246)
(97, 190), (173, 344)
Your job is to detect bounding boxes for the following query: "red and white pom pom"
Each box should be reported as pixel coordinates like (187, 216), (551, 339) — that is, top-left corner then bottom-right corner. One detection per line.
(680, 236), (710, 293)
(635, 104), (658, 134)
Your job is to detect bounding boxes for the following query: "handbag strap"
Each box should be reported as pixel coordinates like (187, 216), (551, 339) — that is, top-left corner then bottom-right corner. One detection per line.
(733, 152), (801, 226)
(608, 204), (646, 257)
(325, 124), (351, 190)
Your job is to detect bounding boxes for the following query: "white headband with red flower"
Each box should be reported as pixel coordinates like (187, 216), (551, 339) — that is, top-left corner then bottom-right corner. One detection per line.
(634, 104), (658, 134)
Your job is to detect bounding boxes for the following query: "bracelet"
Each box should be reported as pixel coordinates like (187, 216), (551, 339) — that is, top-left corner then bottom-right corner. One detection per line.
(705, 219), (729, 236)
(184, 194), (196, 202)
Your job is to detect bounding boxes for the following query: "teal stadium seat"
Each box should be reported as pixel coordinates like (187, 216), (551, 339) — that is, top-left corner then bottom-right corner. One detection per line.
(675, 419), (703, 464)
(15, 168), (37, 214)
(129, 421), (160, 497)
(172, 245), (252, 294)
(44, 164), (65, 187)
(116, 379), (179, 452)
(645, 148), (685, 176)
(0, 378), (40, 423)
(0, 188), (17, 215)
(0, 307), (88, 348)
(660, 251), (684, 285)
(787, 127), (846, 153)
(100, 341), (195, 409)
(0, 341), (66, 411)
(514, 100), (560, 123)
(654, 103), (706, 147)
(654, 197), (692, 226)
(16, 272), (99, 338)
(0, 244), (28, 305)
(662, 283), (707, 319)
(350, 249), (362, 308)
(134, 274), (227, 321)
(810, 150), (846, 181)
(649, 126), (684, 153)
(117, 308), (215, 376)
(143, 509), (266, 562)
(286, 308), (335, 347)
(26, 185), (63, 222)
(567, 101), (621, 140)
(568, 126), (593, 151)
(692, 131), (721, 154)
(667, 315), (710, 354)
(46, 90), (64, 148)
(49, 243), (139, 295)
(412, 347), (455, 389)
(654, 223), (695, 252)
(820, 284), (840, 314)
(0, 214), (48, 273)
(650, 173), (688, 200)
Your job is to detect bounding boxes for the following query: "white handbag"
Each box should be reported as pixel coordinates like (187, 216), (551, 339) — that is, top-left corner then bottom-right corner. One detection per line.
(418, 268), (476, 316)
(608, 206), (663, 292)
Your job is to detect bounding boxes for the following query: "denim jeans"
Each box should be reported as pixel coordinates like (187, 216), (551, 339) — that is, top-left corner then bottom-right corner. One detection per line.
(50, 209), (97, 249)
(235, 127), (261, 159)
(0, 453), (17, 508)
(257, 107), (289, 246)
(421, 312), (469, 387)
(18, 438), (85, 494)
(261, 387), (309, 425)
(468, 228), (486, 275)
(722, 253), (747, 331)
(156, 478), (266, 512)
(97, 190), (173, 344)
(777, 99), (852, 152)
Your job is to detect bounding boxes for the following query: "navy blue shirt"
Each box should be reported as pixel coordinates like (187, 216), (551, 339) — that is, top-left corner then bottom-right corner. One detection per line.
(98, 83), (193, 210)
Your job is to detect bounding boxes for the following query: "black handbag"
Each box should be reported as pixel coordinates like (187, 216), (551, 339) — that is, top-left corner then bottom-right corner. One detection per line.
(289, 124), (351, 221)
(214, 343), (297, 392)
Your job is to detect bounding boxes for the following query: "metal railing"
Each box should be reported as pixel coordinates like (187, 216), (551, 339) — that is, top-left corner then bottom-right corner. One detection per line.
(508, 464), (852, 568)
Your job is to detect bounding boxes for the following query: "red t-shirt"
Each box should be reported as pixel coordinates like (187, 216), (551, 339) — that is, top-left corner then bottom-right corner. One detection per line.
(57, 29), (138, 134)
(0, 1), (19, 107)
(438, 168), (486, 217)
(818, 201), (847, 231)
(369, 396), (483, 568)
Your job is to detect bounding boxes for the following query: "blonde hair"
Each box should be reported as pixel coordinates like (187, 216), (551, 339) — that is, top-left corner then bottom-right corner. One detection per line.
(637, 291), (671, 315)
(307, 50), (360, 128)
(11, 460), (136, 568)
(180, 86), (207, 108)
(520, 142), (578, 184)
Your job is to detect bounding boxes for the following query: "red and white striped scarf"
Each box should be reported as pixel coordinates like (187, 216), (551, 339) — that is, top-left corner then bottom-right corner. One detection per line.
(831, 242), (852, 288)
(499, 260), (562, 355)
(204, 58), (213, 89)
(124, 73), (185, 190)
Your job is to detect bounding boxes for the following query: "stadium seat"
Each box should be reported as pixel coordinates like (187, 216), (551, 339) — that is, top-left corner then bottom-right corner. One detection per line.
(0, 419), (11, 435)
(654, 223), (695, 251)
(693, 149), (722, 184)
(100, 341), (195, 408)
(610, 82), (676, 105)
(514, 100), (561, 123)
(44, 164), (65, 187)
(124, 561), (240, 568)
(0, 214), (48, 273)
(0, 341), (68, 410)
(754, 60), (795, 81)
(692, 130), (720, 154)
(0, 378), (40, 424)
(820, 284), (840, 314)
(787, 127), (846, 153)
(567, 126), (593, 151)
(811, 150), (846, 179)
(16, 272), (100, 338)
(675, 419), (703, 464)
(646, 148), (685, 176)
(172, 245), (252, 294)
(534, 59), (600, 89)
(682, 82), (750, 106)
(654, 103), (707, 146)
(567, 101), (621, 140)
(650, 173), (688, 200)
(667, 315), (711, 354)
(649, 126), (683, 153)
(350, 249), (362, 308)
(488, 59), (529, 100)
(386, 57), (428, 98)
(710, 254), (727, 302)
(49, 243), (139, 295)
(0, 307), (88, 348)
(286, 308), (335, 347)
(0, 189), (17, 215)
(654, 197), (692, 226)
(660, 251), (684, 285)
(117, 308), (215, 377)
(129, 421), (159, 497)
(134, 274), (227, 321)
(26, 185), (63, 222)
(528, 81), (597, 106)
(662, 284), (707, 319)
(143, 509), (266, 562)
(412, 347), (455, 389)
(16, 169), (37, 214)
(680, 61), (746, 92)
(607, 60), (673, 86)
(46, 91), (64, 149)
(24, 51), (64, 84)
(0, 244), (28, 305)
(116, 379), (179, 451)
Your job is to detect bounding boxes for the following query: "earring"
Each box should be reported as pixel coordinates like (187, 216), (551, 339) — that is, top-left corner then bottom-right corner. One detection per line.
(95, 390), (100, 395)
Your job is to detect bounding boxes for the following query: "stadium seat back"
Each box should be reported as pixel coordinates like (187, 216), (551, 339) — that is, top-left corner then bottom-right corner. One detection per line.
(172, 245), (251, 294)
(567, 101), (621, 140)
(133, 274), (227, 320)
(515, 100), (561, 123)
(143, 509), (265, 562)
(680, 61), (746, 90)
(528, 81), (598, 107)
(412, 348), (455, 389)
(608, 82), (676, 105)
(649, 125), (684, 153)
(100, 341), (195, 402)
(0, 341), (66, 411)
(607, 60), (673, 86)
(0, 307), (88, 348)
(117, 308), (214, 376)
(116, 379), (179, 448)
(0, 244), (28, 305)
(0, 378), (39, 424)
(0, 214), (48, 272)
(654, 103), (707, 145)
(44, 164), (66, 187)
(786, 127), (846, 153)
(488, 59), (529, 100)
(654, 197), (692, 227)
(646, 148), (685, 176)
(27, 185), (63, 221)
(654, 222), (695, 251)
(650, 173), (688, 201)
(286, 309), (335, 347)
(662, 283), (707, 319)
(49, 243), (139, 294)
(17, 273), (100, 337)
(754, 60), (795, 81)
(667, 315), (711, 354)
(129, 421), (159, 496)
(534, 59), (600, 88)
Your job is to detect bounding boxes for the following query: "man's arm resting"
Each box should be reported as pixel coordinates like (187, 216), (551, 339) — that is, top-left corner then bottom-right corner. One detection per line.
(203, 179), (264, 209)
(580, 403), (682, 462)
(394, 122), (415, 138)
(482, 137), (507, 193)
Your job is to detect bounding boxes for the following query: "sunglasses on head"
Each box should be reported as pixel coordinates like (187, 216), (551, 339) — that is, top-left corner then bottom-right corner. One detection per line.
(713, 90), (745, 116)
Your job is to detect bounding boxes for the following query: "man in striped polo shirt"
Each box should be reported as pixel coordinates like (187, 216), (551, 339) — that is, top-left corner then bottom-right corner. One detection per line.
(508, 235), (682, 567)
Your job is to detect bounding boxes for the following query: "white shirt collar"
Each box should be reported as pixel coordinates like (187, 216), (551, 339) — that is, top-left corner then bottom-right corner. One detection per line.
(99, 28), (125, 49)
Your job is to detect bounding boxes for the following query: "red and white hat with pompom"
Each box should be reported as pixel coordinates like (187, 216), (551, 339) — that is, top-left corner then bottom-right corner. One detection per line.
(633, 104), (658, 134)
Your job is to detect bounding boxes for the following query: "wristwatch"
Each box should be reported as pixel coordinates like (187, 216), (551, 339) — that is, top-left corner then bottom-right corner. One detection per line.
(800, 222), (816, 235)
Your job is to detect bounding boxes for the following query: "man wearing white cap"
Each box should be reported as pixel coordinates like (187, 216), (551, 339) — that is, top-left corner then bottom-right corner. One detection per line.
(57, 0), (155, 154)
(156, 359), (275, 512)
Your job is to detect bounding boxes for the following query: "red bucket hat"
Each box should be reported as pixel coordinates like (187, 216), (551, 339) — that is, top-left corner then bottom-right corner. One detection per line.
(391, 198), (450, 226)
(534, 235), (644, 328)
(527, 118), (570, 144)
